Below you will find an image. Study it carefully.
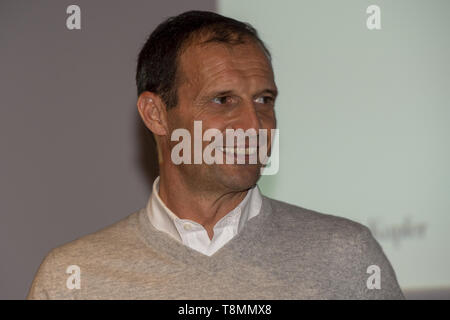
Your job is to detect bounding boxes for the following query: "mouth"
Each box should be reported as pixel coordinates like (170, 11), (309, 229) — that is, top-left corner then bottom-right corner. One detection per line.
(217, 146), (258, 156)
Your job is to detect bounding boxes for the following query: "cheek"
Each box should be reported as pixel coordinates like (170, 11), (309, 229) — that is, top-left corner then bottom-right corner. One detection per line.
(167, 108), (192, 132)
(259, 110), (276, 129)
(199, 115), (230, 133)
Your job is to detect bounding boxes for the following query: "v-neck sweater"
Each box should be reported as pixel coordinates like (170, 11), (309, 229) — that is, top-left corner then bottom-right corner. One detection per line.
(27, 196), (404, 299)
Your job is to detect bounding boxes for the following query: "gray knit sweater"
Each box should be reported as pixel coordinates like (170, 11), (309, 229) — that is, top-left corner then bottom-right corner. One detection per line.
(27, 196), (404, 299)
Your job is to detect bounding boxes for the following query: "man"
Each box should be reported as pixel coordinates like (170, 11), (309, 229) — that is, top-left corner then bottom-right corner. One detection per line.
(28, 10), (404, 299)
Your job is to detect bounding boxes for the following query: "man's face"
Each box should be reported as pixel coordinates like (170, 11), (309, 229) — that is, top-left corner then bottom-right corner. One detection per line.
(166, 39), (277, 193)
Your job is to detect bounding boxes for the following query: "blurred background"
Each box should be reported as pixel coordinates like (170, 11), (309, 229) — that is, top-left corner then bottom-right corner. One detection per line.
(1, 0), (449, 299)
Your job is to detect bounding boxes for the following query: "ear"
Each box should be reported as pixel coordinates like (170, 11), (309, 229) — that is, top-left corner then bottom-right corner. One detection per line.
(137, 92), (168, 136)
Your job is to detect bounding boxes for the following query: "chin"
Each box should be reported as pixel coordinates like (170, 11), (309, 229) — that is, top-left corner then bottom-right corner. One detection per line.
(218, 164), (261, 191)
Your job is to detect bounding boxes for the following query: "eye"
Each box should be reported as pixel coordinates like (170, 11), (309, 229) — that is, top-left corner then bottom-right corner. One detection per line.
(212, 96), (235, 105)
(254, 95), (275, 105)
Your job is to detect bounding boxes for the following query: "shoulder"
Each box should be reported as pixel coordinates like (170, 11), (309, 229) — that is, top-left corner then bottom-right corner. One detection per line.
(27, 210), (143, 299)
(263, 195), (372, 243)
(50, 210), (143, 262)
(261, 195), (386, 266)
(262, 196), (404, 299)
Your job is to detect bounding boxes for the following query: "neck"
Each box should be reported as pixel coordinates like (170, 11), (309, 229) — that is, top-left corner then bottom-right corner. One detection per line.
(158, 166), (249, 240)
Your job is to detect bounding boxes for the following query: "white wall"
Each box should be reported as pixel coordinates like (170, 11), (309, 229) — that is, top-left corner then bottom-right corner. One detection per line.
(219, 0), (450, 290)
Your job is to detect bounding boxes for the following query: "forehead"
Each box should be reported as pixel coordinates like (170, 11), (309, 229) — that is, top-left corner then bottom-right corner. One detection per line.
(178, 40), (274, 90)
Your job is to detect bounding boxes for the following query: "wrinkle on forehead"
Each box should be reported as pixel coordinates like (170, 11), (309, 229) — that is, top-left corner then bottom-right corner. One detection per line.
(178, 41), (275, 98)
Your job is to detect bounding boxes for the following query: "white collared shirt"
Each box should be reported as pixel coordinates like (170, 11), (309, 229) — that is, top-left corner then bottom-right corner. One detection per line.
(146, 176), (262, 256)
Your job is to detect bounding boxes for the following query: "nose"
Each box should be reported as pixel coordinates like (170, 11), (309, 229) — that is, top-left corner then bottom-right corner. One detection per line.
(238, 100), (262, 132)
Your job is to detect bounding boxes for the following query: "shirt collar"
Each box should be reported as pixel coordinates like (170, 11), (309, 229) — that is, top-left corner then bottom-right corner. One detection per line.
(146, 176), (262, 242)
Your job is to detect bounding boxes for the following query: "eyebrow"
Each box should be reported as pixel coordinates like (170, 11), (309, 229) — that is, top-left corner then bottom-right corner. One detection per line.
(211, 90), (234, 97)
(209, 88), (279, 98)
(255, 88), (278, 98)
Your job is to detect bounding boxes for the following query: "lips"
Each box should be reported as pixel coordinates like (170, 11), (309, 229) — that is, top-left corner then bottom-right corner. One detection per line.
(217, 146), (258, 156)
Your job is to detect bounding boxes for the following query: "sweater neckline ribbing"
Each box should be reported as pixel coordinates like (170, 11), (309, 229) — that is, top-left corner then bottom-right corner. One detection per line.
(134, 195), (274, 271)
